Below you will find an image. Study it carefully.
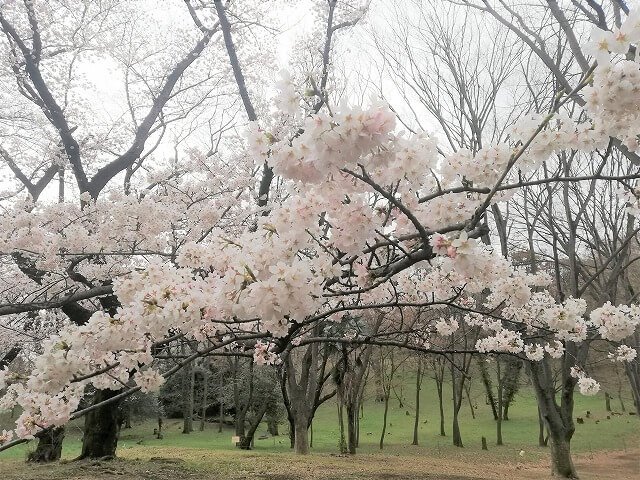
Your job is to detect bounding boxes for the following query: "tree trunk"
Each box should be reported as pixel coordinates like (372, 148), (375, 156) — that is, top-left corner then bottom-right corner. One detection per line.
(464, 382), (475, 420)
(371, 356), (385, 402)
(538, 406), (547, 447)
(503, 402), (511, 421)
(235, 409), (246, 439)
(238, 404), (268, 450)
(78, 389), (122, 459)
(337, 400), (347, 454)
(123, 407), (132, 429)
(624, 360), (640, 416)
(347, 403), (357, 454)
(355, 401), (361, 448)
(496, 360), (503, 446)
(288, 415), (295, 448)
(618, 388), (626, 412)
(452, 408), (463, 447)
(436, 375), (445, 436)
(218, 401), (224, 432)
(451, 364), (463, 447)
(28, 427), (65, 462)
(294, 418), (309, 454)
(529, 358), (579, 478)
(267, 414), (279, 436)
(200, 368), (209, 432)
(412, 359), (421, 445)
(379, 391), (390, 449)
(501, 357), (522, 421)
(549, 432), (578, 478)
(479, 359), (498, 420)
(182, 360), (195, 434)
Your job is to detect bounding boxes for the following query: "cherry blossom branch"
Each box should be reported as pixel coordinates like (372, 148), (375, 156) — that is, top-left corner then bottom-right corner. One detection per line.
(0, 285), (112, 317)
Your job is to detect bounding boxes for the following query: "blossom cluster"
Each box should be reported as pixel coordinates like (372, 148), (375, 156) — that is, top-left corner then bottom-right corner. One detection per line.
(569, 366), (601, 396)
(590, 302), (640, 342)
(583, 9), (640, 152)
(253, 341), (281, 366)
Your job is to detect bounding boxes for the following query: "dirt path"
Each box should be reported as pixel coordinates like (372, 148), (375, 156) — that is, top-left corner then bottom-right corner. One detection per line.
(0, 448), (638, 479)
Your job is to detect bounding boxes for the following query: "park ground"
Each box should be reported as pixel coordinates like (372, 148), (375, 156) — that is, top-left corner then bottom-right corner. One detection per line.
(1, 380), (639, 479)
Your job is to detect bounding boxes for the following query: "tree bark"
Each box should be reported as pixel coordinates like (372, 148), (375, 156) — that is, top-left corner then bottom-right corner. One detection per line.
(347, 403), (357, 454)
(238, 403), (268, 450)
(464, 382), (475, 420)
(123, 406), (132, 429)
(412, 359), (421, 445)
(624, 356), (640, 416)
(28, 427), (64, 462)
(436, 372), (445, 436)
(218, 370), (224, 433)
(337, 400), (347, 454)
(549, 432), (578, 478)
(78, 389), (122, 459)
(451, 362), (463, 447)
(182, 357), (195, 434)
(529, 358), (579, 478)
(379, 390), (390, 449)
(496, 360), (503, 446)
(371, 356), (385, 402)
(538, 406), (548, 447)
(501, 357), (522, 421)
(479, 359), (498, 420)
(294, 418), (309, 454)
(200, 366), (209, 432)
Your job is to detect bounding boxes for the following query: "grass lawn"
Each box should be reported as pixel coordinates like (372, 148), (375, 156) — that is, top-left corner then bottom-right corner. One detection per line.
(1, 375), (638, 476)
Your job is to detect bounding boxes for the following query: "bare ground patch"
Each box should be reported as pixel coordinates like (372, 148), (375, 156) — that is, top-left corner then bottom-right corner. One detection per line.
(0, 448), (637, 480)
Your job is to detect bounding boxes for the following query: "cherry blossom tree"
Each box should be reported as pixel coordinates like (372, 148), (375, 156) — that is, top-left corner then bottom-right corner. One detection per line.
(0, 2), (639, 480)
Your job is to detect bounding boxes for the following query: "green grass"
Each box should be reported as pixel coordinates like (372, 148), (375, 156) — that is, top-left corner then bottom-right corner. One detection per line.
(1, 374), (637, 465)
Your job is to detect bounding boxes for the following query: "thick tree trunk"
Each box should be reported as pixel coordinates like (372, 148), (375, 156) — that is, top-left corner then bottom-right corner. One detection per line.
(294, 418), (309, 454)
(347, 403), (357, 454)
(337, 400), (347, 454)
(235, 410), (246, 438)
(78, 389), (122, 459)
(549, 433), (578, 478)
(529, 358), (579, 478)
(28, 427), (65, 462)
